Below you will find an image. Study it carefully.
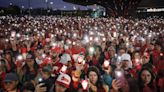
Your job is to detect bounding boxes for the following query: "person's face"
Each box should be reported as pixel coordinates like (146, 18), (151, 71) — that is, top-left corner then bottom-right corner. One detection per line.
(55, 83), (67, 92)
(119, 49), (125, 55)
(26, 59), (34, 66)
(108, 48), (115, 58)
(5, 54), (11, 61)
(134, 53), (140, 59)
(122, 60), (129, 70)
(41, 71), (50, 80)
(88, 71), (98, 85)
(141, 70), (152, 85)
(141, 56), (149, 64)
(4, 81), (18, 91)
(155, 45), (161, 51)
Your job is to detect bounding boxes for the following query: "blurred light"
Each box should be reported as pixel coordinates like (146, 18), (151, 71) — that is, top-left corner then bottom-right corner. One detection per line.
(104, 60), (110, 68)
(38, 77), (43, 82)
(72, 41), (75, 45)
(17, 55), (23, 61)
(73, 33), (77, 38)
(102, 37), (106, 41)
(73, 6), (76, 10)
(42, 54), (46, 58)
(61, 65), (67, 72)
(5, 39), (9, 42)
(89, 37), (93, 41)
(89, 47), (94, 54)
(51, 42), (57, 47)
(135, 59), (140, 64)
(94, 37), (99, 42)
(16, 33), (21, 38)
(115, 71), (122, 77)
(50, 2), (53, 5)
(113, 32), (117, 37)
(147, 8), (164, 12)
(81, 80), (88, 90)
(11, 31), (16, 37)
(118, 56), (121, 61)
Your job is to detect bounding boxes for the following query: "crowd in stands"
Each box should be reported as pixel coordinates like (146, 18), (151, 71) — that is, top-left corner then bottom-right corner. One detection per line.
(0, 15), (163, 92)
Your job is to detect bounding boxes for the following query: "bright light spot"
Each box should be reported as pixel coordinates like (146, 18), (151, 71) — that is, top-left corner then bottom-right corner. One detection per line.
(104, 60), (110, 67)
(115, 71), (122, 77)
(17, 55), (23, 61)
(82, 80), (88, 90)
(61, 65), (67, 72)
(16, 33), (21, 38)
(102, 37), (106, 41)
(89, 47), (94, 53)
(42, 54), (46, 58)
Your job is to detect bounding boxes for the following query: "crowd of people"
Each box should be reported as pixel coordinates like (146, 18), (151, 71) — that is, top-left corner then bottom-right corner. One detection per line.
(0, 15), (163, 92)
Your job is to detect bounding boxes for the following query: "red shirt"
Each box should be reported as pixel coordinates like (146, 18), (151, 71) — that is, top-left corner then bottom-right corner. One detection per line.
(70, 46), (86, 55)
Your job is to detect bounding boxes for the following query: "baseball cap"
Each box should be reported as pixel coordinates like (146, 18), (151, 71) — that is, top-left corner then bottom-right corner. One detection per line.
(4, 73), (18, 82)
(59, 53), (71, 64)
(42, 65), (53, 73)
(56, 73), (71, 88)
(121, 53), (132, 68)
(121, 53), (131, 62)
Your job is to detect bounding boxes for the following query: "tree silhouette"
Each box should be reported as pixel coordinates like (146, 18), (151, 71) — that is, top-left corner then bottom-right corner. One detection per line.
(63, 0), (142, 17)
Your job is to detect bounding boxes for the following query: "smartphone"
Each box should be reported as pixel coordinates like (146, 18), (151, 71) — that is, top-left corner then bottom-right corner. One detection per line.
(38, 77), (46, 87)
(114, 69), (125, 87)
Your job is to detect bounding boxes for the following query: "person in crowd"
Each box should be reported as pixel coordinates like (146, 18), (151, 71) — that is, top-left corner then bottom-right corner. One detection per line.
(138, 67), (158, 92)
(35, 73), (71, 92)
(102, 61), (113, 92)
(4, 51), (16, 73)
(35, 65), (55, 92)
(22, 81), (35, 92)
(87, 66), (109, 92)
(3, 72), (21, 92)
(22, 53), (39, 83)
(0, 15), (163, 92)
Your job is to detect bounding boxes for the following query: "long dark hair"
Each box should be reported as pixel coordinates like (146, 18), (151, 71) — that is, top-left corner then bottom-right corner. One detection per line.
(87, 66), (104, 89)
(138, 67), (157, 92)
(23, 59), (39, 73)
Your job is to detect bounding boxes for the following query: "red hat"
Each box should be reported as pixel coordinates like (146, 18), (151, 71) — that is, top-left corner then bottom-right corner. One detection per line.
(51, 47), (63, 54)
(56, 73), (71, 88)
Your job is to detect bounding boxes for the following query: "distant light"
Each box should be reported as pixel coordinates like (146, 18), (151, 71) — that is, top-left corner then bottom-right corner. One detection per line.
(45, 0), (48, 3)
(73, 6), (76, 10)
(30, 7), (33, 9)
(21, 6), (24, 9)
(10, 3), (13, 6)
(147, 8), (164, 12)
(50, 2), (53, 5)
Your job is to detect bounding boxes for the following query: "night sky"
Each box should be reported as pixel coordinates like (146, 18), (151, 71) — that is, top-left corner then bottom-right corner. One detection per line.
(0, 0), (163, 10)
(0, 0), (89, 10)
